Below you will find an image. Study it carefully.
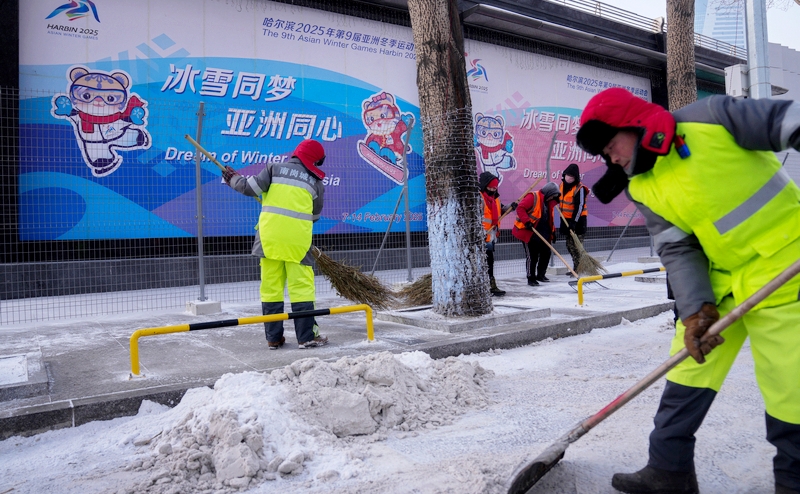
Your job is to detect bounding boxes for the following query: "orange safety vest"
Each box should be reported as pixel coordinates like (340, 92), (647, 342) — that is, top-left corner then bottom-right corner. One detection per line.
(482, 195), (502, 243)
(514, 191), (547, 230)
(559, 183), (589, 219)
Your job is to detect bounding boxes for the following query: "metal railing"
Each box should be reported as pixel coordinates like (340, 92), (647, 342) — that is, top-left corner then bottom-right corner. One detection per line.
(544, 0), (659, 32)
(544, 0), (747, 59)
(577, 266), (665, 305)
(693, 32), (746, 58)
(129, 304), (375, 377)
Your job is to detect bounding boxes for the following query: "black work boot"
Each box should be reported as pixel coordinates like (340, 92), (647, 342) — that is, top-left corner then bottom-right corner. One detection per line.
(489, 276), (506, 296)
(611, 465), (698, 494)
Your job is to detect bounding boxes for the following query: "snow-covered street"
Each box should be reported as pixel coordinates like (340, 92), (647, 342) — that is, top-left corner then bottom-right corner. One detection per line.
(0, 311), (774, 494)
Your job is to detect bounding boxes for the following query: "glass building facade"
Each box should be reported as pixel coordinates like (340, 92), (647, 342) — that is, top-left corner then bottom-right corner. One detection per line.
(695, 0), (746, 50)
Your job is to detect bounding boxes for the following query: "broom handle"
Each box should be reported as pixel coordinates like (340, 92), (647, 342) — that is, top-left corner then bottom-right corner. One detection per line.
(510, 179), (577, 277)
(184, 134), (262, 205)
(528, 226), (579, 278)
(556, 207), (571, 229)
(571, 257), (800, 442)
(498, 176), (544, 222)
(556, 206), (587, 247)
(185, 134), (226, 172)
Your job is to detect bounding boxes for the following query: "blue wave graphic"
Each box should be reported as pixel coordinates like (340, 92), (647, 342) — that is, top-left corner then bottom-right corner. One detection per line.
(20, 172), (191, 240)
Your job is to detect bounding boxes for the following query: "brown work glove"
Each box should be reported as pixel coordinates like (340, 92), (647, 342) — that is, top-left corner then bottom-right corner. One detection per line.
(683, 303), (724, 364)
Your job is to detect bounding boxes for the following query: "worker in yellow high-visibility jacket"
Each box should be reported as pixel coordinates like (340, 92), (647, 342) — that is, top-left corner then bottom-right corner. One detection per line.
(224, 139), (328, 350)
(576, 88), (800, 494)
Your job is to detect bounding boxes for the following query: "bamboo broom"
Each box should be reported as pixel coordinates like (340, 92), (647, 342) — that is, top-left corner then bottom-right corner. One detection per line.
(184, 135), (395, 309)
(555, 207), (606, 276)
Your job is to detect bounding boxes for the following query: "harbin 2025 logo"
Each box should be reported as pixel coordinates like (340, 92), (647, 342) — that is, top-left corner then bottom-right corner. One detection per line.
(46, 0), (100, 22)
(51, 66), (151, 177)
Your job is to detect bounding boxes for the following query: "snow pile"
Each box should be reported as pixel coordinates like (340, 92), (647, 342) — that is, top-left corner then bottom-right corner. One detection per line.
(122, 351), (493, 493)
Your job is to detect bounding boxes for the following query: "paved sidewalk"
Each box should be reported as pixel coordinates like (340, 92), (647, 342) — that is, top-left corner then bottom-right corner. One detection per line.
(0, 266), (671, 439)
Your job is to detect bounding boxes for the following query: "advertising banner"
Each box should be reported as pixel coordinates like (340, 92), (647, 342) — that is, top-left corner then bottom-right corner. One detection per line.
(19, 0), (648, 241)
(464, 39), (651, 230)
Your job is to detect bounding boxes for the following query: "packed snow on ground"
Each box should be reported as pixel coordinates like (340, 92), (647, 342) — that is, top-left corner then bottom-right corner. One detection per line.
(0, 312), (774, 494)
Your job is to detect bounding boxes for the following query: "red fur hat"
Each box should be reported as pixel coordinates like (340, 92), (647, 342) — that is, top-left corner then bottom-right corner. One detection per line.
(576, 88), (675, 156)
(293, 139), (326, 179)
(293, 139), (325, 168)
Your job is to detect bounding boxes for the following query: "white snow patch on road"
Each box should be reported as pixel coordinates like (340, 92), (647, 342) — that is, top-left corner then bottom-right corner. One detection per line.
(0, 313), (775, 494)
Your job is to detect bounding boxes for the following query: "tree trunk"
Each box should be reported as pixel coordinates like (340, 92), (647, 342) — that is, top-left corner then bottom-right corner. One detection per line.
(666, 0), (697, 110)
(407, 0), (491, 317)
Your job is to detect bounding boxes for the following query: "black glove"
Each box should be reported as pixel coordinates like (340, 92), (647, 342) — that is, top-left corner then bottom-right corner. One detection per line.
(568, 219), (576, 231)
(683, 303), (724, 364)
(510, 201), (518, 210)
(525, 221), (535, 230)
(222, 165), (239, 183)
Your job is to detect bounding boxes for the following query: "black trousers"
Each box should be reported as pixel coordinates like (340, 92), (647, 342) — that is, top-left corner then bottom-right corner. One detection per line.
(261, 301), (317, 344)
(522, 235), (551, 281)
(648, 381), (800, 489)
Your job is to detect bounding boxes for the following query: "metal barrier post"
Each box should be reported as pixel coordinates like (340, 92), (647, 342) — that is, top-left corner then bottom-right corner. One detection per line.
(577, 267), (664, 306)
(194, 102), (207, 301)
(130, 304), (374, 377)
(403, 121), (414, 282)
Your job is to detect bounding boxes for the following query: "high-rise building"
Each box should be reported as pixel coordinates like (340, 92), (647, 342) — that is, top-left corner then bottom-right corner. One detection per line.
(695, 0), (746, 50)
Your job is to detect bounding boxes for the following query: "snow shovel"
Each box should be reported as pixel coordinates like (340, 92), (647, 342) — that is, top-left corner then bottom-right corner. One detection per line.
(506, 257), (800, 494)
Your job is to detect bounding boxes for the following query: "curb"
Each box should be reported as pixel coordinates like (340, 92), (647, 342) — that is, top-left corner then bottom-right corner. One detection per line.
(421, 302), (675, 358)
(0, 383), (209, 440)
(0, 302), (674, 439)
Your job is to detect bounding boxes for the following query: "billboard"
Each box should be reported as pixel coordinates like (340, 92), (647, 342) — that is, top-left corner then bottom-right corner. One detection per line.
(18, 0), (648, 241)
(464, 38), (651, 230)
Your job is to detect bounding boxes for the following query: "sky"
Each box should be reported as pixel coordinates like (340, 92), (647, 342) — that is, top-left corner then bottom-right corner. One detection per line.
(0, 263), (777, 494)
(598, 0), (800, 51)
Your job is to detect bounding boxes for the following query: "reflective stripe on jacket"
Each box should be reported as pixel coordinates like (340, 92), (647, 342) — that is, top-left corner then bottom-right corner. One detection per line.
(258, 158), (323, 263)
(483, 196), (501, 243)
(628, 121), (800, 309)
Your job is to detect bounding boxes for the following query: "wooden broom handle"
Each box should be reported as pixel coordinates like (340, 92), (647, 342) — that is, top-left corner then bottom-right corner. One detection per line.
(556, 206), (570, 224)
(556, 206), (579, 233)
(185, 134), (226, 172)
(185, 134), (262, 205)
(498, 176), (544, 222)
(529, 223), (579, 278)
